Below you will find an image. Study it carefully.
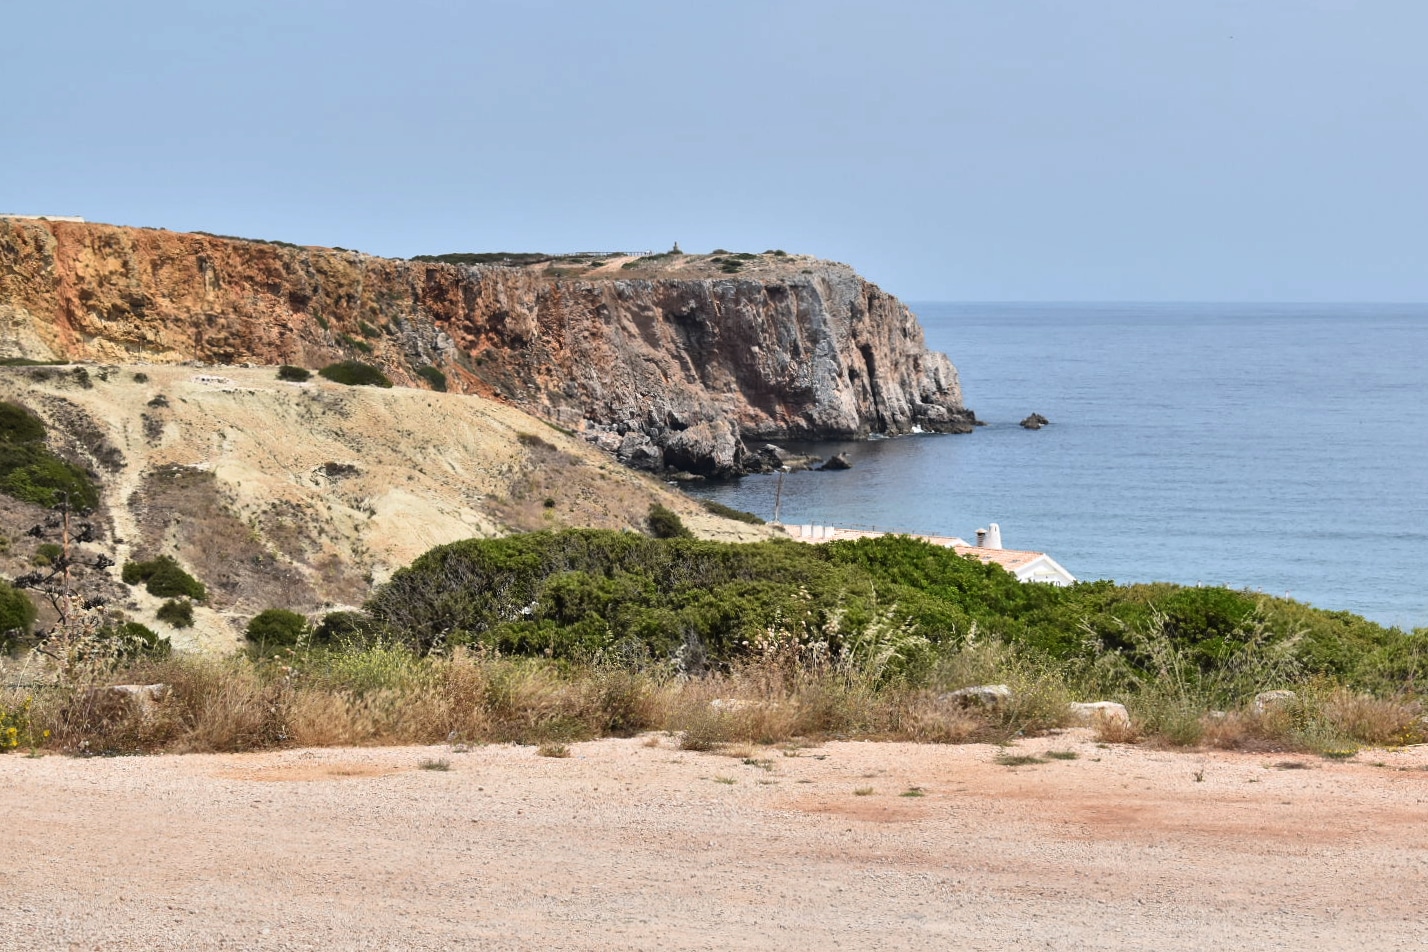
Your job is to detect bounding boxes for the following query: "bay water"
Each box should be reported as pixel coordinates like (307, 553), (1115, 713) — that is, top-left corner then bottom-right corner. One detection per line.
(687, 303), (1428, 629)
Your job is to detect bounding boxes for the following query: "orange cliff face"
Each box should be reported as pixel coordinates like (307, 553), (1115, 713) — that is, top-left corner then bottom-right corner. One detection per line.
(0, 219), (975, 475)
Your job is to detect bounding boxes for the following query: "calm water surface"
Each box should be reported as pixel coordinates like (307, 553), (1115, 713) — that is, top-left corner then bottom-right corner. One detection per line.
(688, 303), (1428, 629)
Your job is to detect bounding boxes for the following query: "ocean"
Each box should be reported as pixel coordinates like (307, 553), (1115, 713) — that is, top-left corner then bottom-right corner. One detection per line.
(686, 303), (1428, 630)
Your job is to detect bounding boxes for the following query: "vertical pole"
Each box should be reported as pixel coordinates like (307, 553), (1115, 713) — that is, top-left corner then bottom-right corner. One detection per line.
(773, 471), (785, 526)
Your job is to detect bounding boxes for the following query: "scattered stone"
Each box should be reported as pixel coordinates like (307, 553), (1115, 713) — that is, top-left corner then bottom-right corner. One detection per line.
(1020, 413), (1050, 430)
(1068, 701), (1130, 729)
(1253, 690), (1298, 716)
(941, 684), (1012, 710)
(818, 452), (852, 471)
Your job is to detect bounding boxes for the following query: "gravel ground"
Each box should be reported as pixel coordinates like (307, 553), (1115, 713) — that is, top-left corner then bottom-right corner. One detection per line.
(3, 731), (1427, 951)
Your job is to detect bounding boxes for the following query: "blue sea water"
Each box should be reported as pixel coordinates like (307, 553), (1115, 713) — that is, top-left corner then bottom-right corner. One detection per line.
(687, 303), (1428, 630)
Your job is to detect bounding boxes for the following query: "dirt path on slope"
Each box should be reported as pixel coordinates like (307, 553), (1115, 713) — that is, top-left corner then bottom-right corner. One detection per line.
(3, 732), (1426, 951)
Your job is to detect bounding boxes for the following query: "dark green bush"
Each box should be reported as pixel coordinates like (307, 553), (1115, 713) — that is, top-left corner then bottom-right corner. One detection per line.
(277, 365), (312, 382)
(363, 530), (1410, 685)
(0, 442), (99, 509)
(105, 621), (171, 658)
(647, 504), (692, 539)
(699, 499), (765, 525)
(339, 334), (374, 354)
(156, 598), (195, 628)
(32, 542), (63, 566)
(416, 365), (448, 392)
(0, 357), (65, 367)
(0, 581), (36, 637)
(313, 610), (381, 646)
(246, 608), (309, 647)
(0, 401), (100, 508)
(318, 361), (393, 388)
(0, 402), (46, 444)
(122, 555), (207, 601)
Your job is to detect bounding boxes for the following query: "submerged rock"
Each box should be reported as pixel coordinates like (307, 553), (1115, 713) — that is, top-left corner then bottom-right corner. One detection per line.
(818, 452), (852, 471)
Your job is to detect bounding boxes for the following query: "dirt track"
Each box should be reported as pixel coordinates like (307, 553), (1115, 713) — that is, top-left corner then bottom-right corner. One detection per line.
(4, 732), (1427, 951)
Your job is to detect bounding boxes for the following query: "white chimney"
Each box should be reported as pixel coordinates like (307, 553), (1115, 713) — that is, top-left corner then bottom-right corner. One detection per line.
(986, 523), (1003, 550)
(975, 528), (987, 547)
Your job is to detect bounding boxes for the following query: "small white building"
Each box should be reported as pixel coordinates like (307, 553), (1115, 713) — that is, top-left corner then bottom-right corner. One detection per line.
(780, 520), (1076, 586)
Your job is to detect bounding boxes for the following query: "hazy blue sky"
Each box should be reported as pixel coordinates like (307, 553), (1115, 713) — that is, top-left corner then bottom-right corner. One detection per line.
(5, 1), (1427, 301)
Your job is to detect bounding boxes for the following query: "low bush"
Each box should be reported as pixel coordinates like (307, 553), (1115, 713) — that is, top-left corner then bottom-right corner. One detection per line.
(313, 610), (382, 646)
(699, 499), (765, 525)
(105, 621), (172, 658)
(416, 365), (447, 392)
(277, 365), (312, 382)
(647, 504), (692, 539)
(246, 608), (309, 647)
(156, 598), (195, 628)
(32, 542), (64, 566)
(0, 402), (46, 444)
(0, 444), (99, 509)
(318, 361), (393, 388)
(0, 402), (100, 509)
(0, 581), (37, 648)
(122, 555), (207, 601)
(339, 334), (374, 355)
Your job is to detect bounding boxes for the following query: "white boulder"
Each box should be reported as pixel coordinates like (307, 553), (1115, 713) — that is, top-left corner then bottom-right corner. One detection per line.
(1067, 701), (1130, 729)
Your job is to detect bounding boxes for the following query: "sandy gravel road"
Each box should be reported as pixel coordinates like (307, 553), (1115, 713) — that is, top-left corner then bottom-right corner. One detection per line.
(3, 732), (1426, 951)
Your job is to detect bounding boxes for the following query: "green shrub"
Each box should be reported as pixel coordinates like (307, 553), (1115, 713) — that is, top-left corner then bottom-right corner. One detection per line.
(318, 361), (393, 388)
(0, 357), (65, 367)
(0, 442), (99, 509)
(32, 542), (64, 566)
(699, 499), (765, 525)
(0, 401), (100, 508)
(105, 621), (171, 658)
(0, 402), (46, 444)
(246, 608), (309, 647)
(647, 504), (692, 539)
(0, 581), (37, 641)
(416, 365), (448, 392)
(156, 598), (195, 628)
(358, 321), (380, 338)
(364, 529), (1411, 688)
(277, 365), (312, 382)
(339, 334), (374, 354)
(313, 610), (381, 646)
(122, 555), (206, 601)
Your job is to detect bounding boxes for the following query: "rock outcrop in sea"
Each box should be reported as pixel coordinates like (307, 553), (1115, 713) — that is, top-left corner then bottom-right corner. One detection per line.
(0, 219), (975, 476)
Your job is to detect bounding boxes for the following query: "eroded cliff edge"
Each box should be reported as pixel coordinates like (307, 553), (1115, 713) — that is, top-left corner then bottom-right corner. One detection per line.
(0, 219), (974, 475)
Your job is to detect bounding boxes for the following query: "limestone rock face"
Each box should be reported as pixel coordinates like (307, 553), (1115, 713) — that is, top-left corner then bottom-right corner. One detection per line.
(0, 219), (976, 475)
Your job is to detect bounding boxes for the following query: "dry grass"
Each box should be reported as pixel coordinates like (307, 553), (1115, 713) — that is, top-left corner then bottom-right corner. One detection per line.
(7, 642), (1424, 758)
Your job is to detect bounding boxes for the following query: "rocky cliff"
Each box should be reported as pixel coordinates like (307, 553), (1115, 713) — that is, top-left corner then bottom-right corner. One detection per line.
(0, 219), (975, 475)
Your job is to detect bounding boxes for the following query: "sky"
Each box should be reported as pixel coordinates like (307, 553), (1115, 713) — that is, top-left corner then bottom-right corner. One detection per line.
(4, 0), (1428, 302)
